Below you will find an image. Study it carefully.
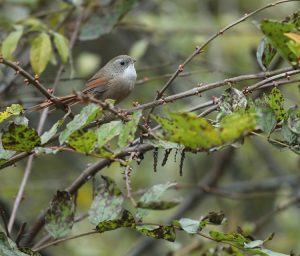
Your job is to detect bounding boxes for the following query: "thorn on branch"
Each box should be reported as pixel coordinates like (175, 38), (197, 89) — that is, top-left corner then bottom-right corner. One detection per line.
(24, 79), (29, 85)
(178, 64), (184, 72)
(212, 96), (219, 104)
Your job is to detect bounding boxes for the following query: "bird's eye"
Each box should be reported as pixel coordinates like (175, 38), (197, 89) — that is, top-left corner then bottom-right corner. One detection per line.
(120, 61), (125, 66)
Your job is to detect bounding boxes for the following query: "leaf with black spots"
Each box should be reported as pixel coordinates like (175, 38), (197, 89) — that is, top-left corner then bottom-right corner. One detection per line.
(68, 130), (97, 154)
(45, 191), (75, 239)
(136, 224), (176, 242)
(2, 124), (41, 152)
(96, 210), (136, 233)
(137, 199), (181, 210)
(88, 175), (124, 225)
(266, 88), (287, 122)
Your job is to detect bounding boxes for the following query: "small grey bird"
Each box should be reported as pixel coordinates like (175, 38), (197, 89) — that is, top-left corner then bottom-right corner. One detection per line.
(31, 55), (137, 111)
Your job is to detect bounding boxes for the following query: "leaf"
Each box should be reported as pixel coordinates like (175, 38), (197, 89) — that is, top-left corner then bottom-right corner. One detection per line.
(136, 182), (175, 220)
(281, 121), (297, 144)
(118, 110), (142, 148)
(40, 119), (64, 145)
(45, 191), (75, 239)
(2, 124), (41, 152)
(129, 39), (149, 60)
(266, 88), (287, 122)
(244, 240), (264, 249)
(59, 103), (101, 144)
(249, 248), (289, 256)
(260, 20), (297, 65)
(53, 32), (70, 63)
(136, 224), (176, 242)
(256, 106), (277, 134)
(136, 199), (181, 210)
(1, 29), (23, 60)
(0, 231), (38, 256)
(173, 218), (202, 234)
(145, 139), (181, 149)
(79, 0), (142, 41)
(0, 104), (23, 123)
(95, 120), (123, 148)
(19, 248), (41, 256)
(285, 32), (300, 43)
(96, 210), (136, 233)
(219, 88), (247, 114)
(287, 109), (300, 134)
(34, 147), (59, 155)
(256, 38), (277, 71)
(68, 130), (97, 154)
(203, 211), (226, 225)
(30, 32), (53, 74)
(88, 175), (124, 225)
(209, 231), (250, 247)
(154, 111), (256, 150)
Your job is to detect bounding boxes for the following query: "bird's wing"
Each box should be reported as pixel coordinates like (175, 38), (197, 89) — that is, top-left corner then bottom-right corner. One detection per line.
(82, 76), (111, 94)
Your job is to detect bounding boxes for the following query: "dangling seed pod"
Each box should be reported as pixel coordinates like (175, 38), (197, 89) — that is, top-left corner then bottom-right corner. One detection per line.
(153, 148), (158, 172)
(179, 149), (185, 176)
(161, 149), (172, 166)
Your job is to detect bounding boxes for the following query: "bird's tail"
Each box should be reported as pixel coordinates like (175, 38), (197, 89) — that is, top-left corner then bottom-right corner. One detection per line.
(27, 94), (78, 112)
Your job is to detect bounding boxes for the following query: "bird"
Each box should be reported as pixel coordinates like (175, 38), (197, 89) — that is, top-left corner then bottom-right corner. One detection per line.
(29, 55), (137, 111)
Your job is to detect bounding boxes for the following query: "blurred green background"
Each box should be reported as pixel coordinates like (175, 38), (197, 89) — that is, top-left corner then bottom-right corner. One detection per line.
(0, 0), (300, 255)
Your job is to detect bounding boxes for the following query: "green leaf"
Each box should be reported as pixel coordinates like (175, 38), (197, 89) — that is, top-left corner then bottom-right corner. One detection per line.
(145, 139), (181, 149)
(96, 210), (136, 233)
(34, 147), (59, 155)
(249, 248), (289, 256)
(154, 111), (256, 150)
(137, 199), (181, 210)
(40, 119), (64, 145)
(219, 88), (247, 115)
(2, 124), (41, 152)
(68, 130), (97, 154)
(79, 0), (141, 41)
(287, 109), (300, 134)
(0, 104), (23, 123)
(209, 231), (250, 247)
(129, 39), (149, 60)
(0, 231), (38, 256)
(260, 20), (297, 64)
(30, 32), (53, 74)
(244, 240), (264, 249)
(53, 32), (70, 63)
(136, 224), (176, 242)
(19, 248), (41, 256)
(88, 175), (124, 225)
(45, 191), (74, 239)
(118, 110), (142, 148)
(281, 121), (297, 144)
(1, 29), (23, 60)
(95, 120), (123, 148)
(266, 88), (287, 122)
(59, 103), (101, 144)
(256, 38), (277, 71)
(256, 106), (277, 134)
(174, 218), (202, 234)
(136, 182), (175, 220)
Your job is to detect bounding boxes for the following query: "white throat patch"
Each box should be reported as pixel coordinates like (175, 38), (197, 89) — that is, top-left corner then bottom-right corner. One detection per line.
(123, 64), (137, 82)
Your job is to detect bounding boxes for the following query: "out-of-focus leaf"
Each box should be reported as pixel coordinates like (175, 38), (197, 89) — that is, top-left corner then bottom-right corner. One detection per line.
(34, 147), (59, 155)
(266, 88), (287, 122)
(0, 104), (23, 123)
(2, 124), (41, 152)
(45, 191), (74, 239)
(68, 130), (97, 154)
(256, 38), (277, 71)
(260, 20), (297, 64)
(95, 120), (123, 148)
(19, 248), (41, 256)
(256, 106), (277, 134)
(136, 182), (175, 220)
(136, 224), (176, 242)
(30, 32), (53, 74)
(1, 29), (23, 60)
(285, 32), (300, 43)
(14, 116), (29, 126)
(249, 248), (289, 256)
(41, 119), (64, 145)
(53, 32), (70, 63)
(285, 32), (300, 57)
(59, 103), (101, 144)
(203, 211), (226, 225)
(79, 0), (142, 40)
(88, 175), (124, 225)
(96, 210), (136, 233)
(173, 218), (202, 234)
(137, 199), (181, 210)
(287, 109), (300, 134)
(244, 240), (264, 249)
(281, 121), (297, 144)
(209, 231), (250, 247)
(219, 88), (247, 114)
(118, 110), (142, 148)
(129, 39), (149, 60)
(0, 231), (40, 256)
